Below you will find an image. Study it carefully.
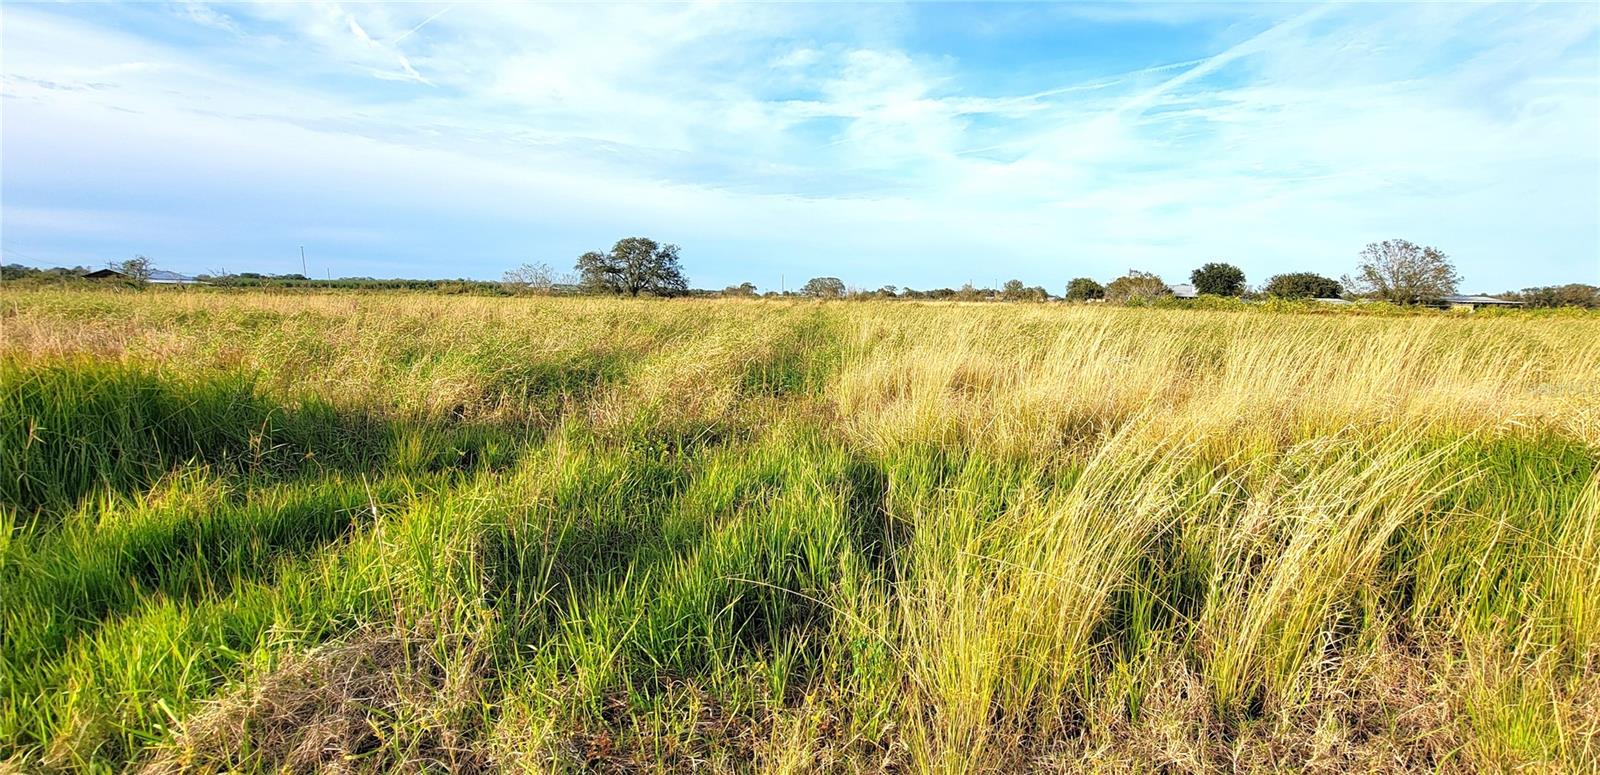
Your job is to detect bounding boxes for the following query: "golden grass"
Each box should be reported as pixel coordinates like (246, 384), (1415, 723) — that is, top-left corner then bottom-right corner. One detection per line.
(1, 288), (1597, 772)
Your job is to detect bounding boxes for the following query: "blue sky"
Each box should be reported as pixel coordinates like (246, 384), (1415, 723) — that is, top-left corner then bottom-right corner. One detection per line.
(3, 1), (1597, 293)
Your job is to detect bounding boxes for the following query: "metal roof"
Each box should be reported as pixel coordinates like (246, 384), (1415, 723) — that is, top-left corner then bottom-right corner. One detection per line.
(1440, 294), (1522, 305)
(148, 270), (201, 284)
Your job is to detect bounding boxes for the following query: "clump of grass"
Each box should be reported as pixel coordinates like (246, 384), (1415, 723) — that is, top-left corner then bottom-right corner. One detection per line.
(141, 625), (493, 774)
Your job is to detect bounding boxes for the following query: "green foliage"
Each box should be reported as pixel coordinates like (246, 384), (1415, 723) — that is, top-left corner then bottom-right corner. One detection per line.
(1065, 277), (1104, 301)
(1264, 271), (1343, 299)
(800, 276), (845, 299)
(1346, 238), (1459, 304)
(1, 264), (95, 283)
(1511, 283), (1600, 308)
(999, 280), (1048, 302)
(207, 275), (515, 293)
(1156, 293), (1251, 311)
(1104, 270), (1170, 303)
(575, 237), (690, 297)
(0, 362), (367, 522)
(1190, 262), (1246, 296)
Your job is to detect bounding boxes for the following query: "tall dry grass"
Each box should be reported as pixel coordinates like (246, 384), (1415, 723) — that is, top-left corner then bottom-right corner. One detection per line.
(1, 288), (1597, 772)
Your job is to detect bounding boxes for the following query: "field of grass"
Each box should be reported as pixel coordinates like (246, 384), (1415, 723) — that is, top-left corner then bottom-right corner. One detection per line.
(1, 288), (1597, 773)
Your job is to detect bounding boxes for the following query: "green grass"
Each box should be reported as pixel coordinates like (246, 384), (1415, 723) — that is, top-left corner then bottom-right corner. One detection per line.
(0, 289), (1597, 772)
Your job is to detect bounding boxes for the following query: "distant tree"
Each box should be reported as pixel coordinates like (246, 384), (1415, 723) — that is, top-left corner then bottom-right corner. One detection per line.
(1104, 270), (1170, 303)
(800, 276), (846, 299)
(1344, 239), (1458, 304)
(1555, 284), (1599, 307)
(1190, 262), (1246, 296)
(1511, 283), (1600, 308)
(1555, 284), (1600, 307)
(575, 237), (689, 297)
(1001, 279), (1027, 301)
(112, 255), (154, 283)
(877, 285), (899, 298)
(575, 251), (612, 294)
(1065, 277), (1104, 301)
(502, 261), (556, 293)
(1264, 272), (1343, 299)
(723, 282), (758, 298)
(2, 263), (91, 282)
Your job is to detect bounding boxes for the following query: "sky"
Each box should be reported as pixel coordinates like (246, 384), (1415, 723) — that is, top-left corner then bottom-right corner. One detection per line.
(2, 1), (1597, 293)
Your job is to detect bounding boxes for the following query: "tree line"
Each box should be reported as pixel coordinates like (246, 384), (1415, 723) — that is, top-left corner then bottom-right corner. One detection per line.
(6, 236), (1594, 308)
(501, 236), (1592, 308)
(1034, 240), (1476, 304)
(1059, 239), (1596, 306)
(747, 239), (1595, 307)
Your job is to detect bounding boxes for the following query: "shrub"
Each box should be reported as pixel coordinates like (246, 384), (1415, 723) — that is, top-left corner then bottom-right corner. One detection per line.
(1104, 271), (1170, 303)
(1190, 262), (1246, 296)
(1265, 272), (1343, 299)
(1065, 278), (1104, 301)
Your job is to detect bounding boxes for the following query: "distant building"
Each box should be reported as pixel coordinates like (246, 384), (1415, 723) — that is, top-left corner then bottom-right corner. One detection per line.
(1167, 283), (1198, 298)
(80, 268), (204, 285)
(1312, 297), (1353, 305)
(1435, 294), (1523, 311)
(148, 270), (202, 285)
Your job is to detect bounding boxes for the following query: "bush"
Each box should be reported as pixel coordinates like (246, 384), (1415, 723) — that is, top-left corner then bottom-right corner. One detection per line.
(1190, 262), (1246, 296)
(1265, 272), (1343, 299)
(1065, 277), (1104, 301)
(1105, 271), (1170, 303)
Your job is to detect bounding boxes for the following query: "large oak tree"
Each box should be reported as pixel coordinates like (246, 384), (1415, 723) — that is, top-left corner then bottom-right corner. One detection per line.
(576, 237), (689, 297)
(800, 277), (846, 299)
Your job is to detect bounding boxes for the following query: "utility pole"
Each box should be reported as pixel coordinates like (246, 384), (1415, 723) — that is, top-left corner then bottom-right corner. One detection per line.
(300, 246), (308, 278)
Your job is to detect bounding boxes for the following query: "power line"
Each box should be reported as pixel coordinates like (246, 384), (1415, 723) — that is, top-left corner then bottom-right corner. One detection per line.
(2, 247), (86, 269)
